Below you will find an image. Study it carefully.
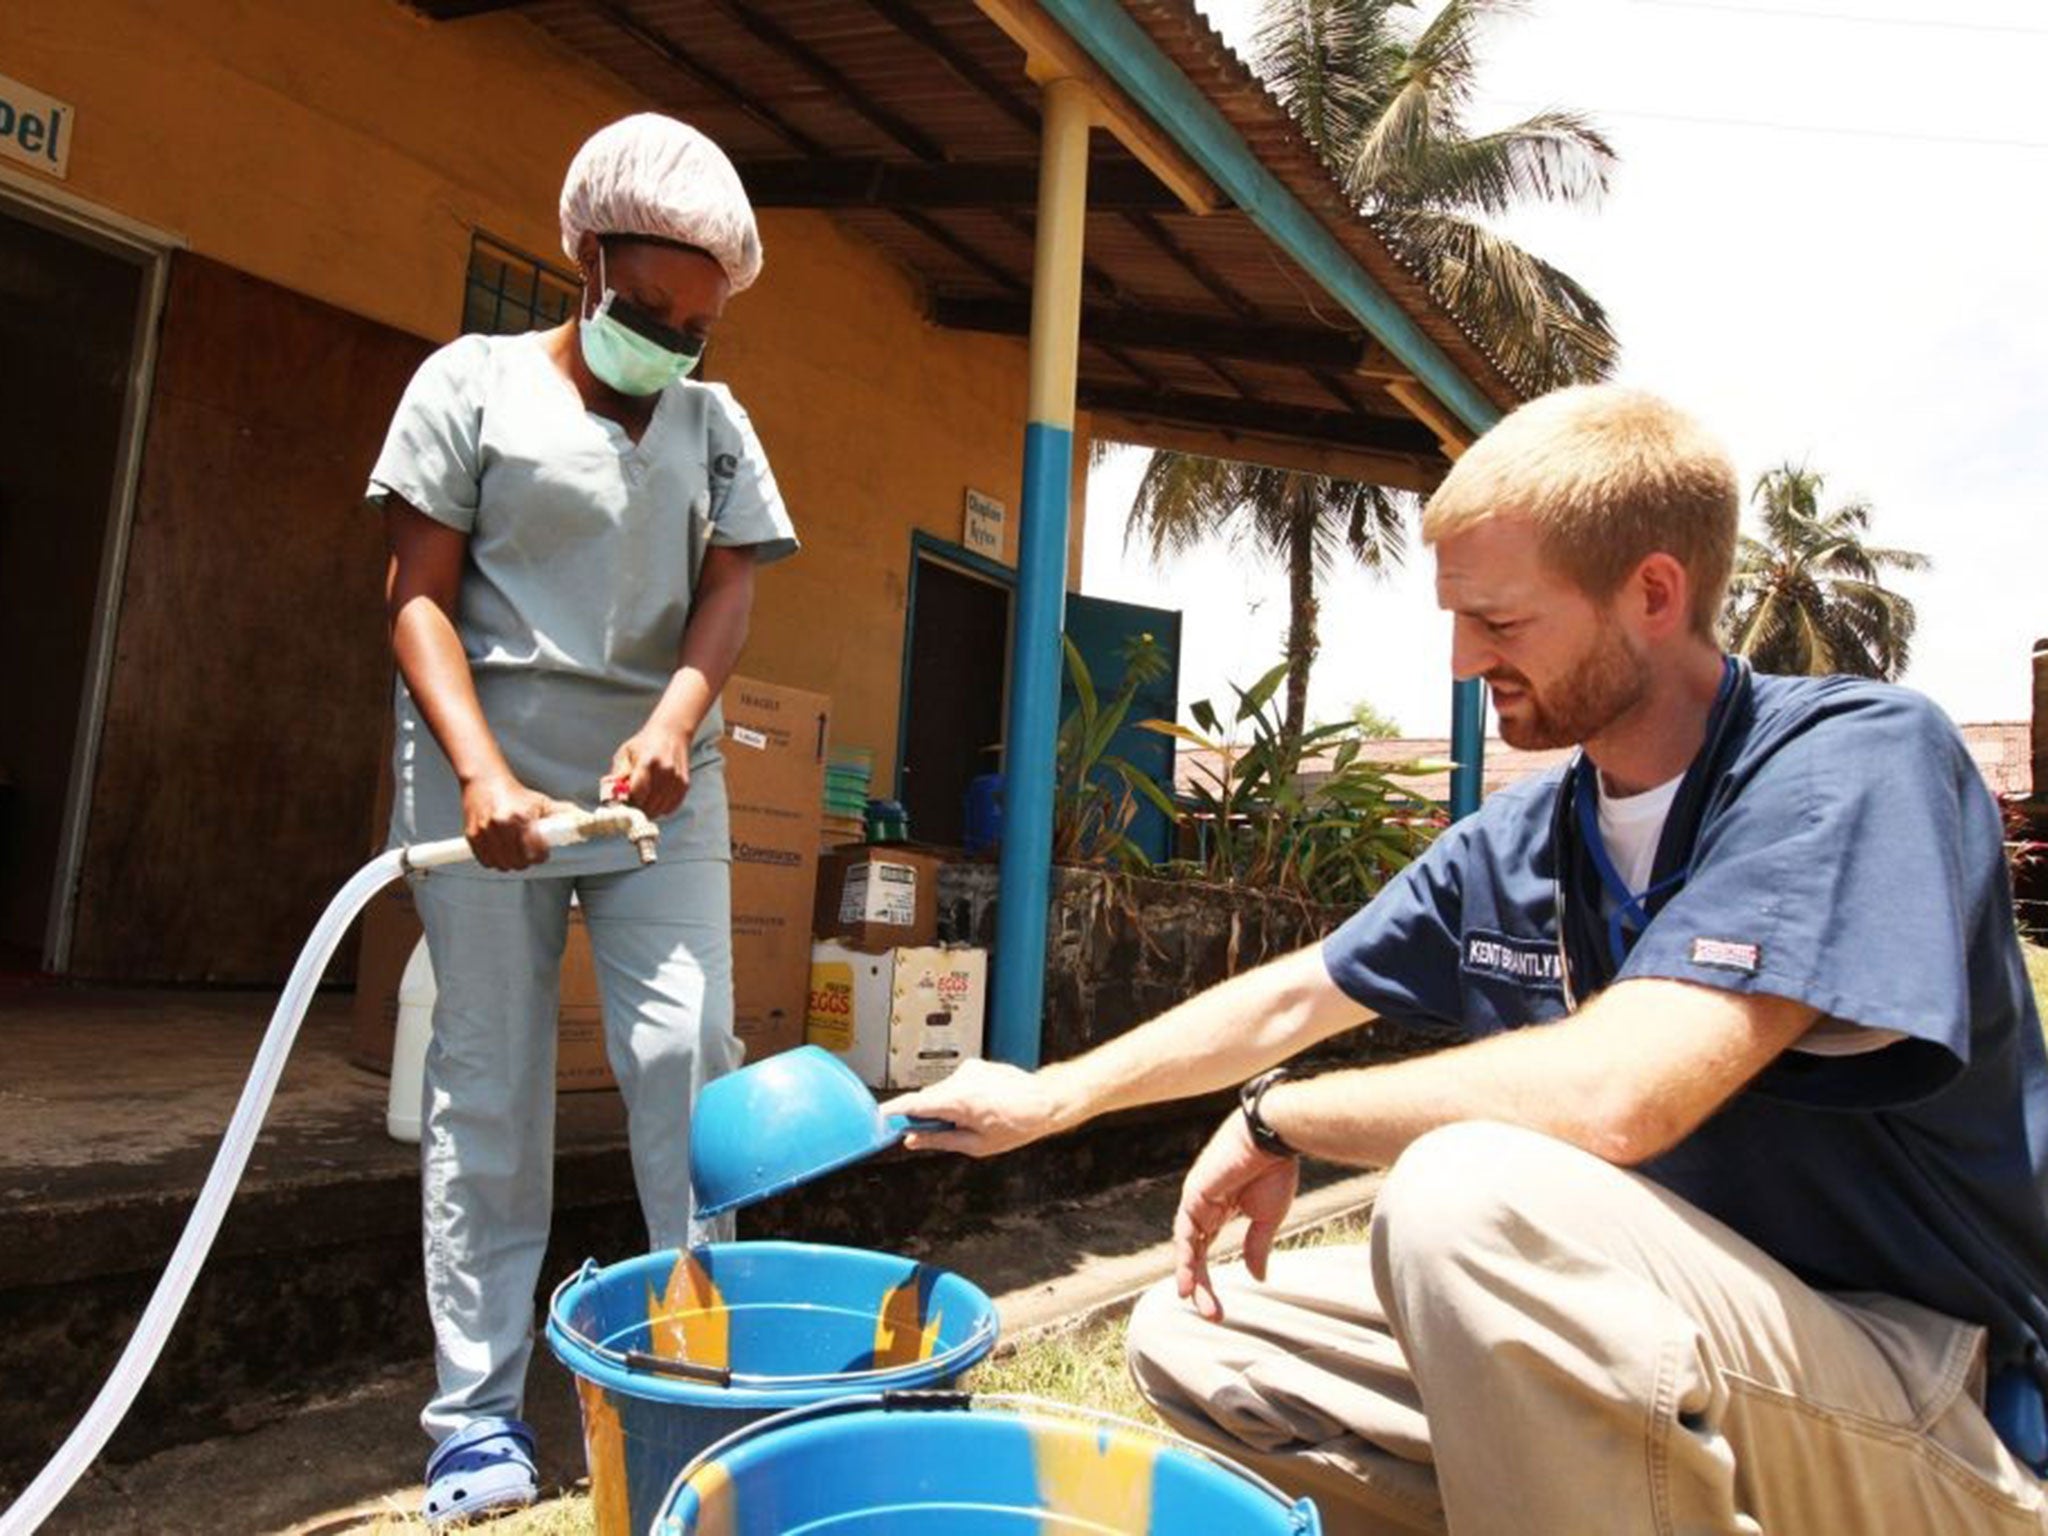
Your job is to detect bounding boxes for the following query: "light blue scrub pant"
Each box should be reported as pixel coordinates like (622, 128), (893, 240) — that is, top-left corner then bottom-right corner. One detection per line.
(409, 852), (741, 1441)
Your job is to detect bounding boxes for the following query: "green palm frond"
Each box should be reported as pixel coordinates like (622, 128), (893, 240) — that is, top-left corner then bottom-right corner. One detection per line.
(1381, 112), (1614, 215)
(1121, 0), (1615, 738)
(1251, 0), (1614, 392)
(1722, 465), (1928, 679)
(1377, 208), (1617, 388)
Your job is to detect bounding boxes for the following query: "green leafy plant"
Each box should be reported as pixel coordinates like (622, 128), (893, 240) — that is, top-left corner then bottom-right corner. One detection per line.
(1142, 658), (1444, 908)
(1050, 633), (1181, 869)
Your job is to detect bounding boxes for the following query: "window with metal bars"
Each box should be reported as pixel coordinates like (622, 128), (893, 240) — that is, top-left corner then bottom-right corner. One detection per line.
(461, 232), (579, 336)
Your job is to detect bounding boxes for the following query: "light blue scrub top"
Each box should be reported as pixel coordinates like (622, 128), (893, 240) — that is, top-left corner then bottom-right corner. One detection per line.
(366, 331), (798, 876)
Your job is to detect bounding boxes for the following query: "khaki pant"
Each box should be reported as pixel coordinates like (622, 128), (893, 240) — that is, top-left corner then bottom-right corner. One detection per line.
(1127, 1121), (2047, 1535)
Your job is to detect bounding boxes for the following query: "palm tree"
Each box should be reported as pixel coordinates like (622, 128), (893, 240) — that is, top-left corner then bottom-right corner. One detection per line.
(1721, 464), (1930, 680)
(1121, 0), (1616, 742)
(1260, 0), (1618, 392)
(1127, 457), (1408, 741)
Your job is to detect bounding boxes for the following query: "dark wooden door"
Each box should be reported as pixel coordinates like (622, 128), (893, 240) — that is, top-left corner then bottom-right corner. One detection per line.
(67, 254), (431, 981)
(899, 555), (1010, 847)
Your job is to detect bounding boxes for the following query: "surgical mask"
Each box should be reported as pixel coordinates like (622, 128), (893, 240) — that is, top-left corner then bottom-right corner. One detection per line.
(579, 246), (705, 395)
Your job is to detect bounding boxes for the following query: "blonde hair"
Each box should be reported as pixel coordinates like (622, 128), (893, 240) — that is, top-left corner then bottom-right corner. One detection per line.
(1421, 386), (1739, 635)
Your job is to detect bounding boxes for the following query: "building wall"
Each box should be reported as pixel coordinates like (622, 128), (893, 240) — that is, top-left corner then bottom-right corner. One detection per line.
(6, 0), (1090, 978)
(2, 0), (628, 343)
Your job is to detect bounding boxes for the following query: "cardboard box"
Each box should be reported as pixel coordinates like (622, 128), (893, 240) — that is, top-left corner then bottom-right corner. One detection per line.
(724, 676), (830, 1060)
(805, 941), (988, 1091)
(350, 673), (828, 1081)
(812, 845), (942, 951)
(348, 890), (616, 1089)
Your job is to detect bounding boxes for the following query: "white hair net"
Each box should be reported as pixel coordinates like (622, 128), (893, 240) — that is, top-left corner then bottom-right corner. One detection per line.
(559, 114), (763, 293)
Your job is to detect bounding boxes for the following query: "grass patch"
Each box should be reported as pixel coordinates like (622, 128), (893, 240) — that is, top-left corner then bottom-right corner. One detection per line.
(964, 1205), (1375, 1430)
(2026, 941), (2048, 1018)
(967, 1310), (1161, 1426)
(348, 1497), (592, 1534)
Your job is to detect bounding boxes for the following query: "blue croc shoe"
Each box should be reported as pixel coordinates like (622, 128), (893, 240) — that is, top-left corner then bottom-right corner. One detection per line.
(423, 1417), (538, 1529)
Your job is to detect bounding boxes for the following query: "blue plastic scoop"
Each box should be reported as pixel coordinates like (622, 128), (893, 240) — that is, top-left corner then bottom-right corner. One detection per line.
(690, 1045), (948, 1216)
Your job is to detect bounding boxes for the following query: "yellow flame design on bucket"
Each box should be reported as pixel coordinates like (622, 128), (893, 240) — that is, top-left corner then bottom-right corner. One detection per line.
(679, 1460), (737, 1536)
(575, 1374), (633, 1536)
(871, 1274), (942, 1368)
(648, 1250), (730, 1371)
(1033, 1420), (1159, 1532)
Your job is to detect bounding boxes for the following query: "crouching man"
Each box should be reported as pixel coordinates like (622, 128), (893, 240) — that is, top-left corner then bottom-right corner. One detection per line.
(894, 386), (2048, 1535)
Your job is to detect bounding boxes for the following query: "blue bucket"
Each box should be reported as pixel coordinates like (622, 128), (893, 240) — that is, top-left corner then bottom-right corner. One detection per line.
(655, 1392), (1322, 1534)
(546, 1243), (999, 1536)
(963, 771), (1005, 853)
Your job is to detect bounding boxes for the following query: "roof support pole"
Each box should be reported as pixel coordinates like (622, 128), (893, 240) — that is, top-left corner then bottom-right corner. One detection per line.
(990, 74), (1091, 1068)
(1028, 0), (1501, 819)
(1450, 676), (1487, 818)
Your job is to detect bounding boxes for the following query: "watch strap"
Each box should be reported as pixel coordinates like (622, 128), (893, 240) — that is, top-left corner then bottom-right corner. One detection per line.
(1239, 1067), (1298, 1158)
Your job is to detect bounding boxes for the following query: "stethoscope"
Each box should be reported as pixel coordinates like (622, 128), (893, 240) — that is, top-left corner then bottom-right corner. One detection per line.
(1551, 655), (1746, 1010)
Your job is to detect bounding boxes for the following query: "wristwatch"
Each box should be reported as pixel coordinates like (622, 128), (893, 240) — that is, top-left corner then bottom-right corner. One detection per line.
(1238, 1067), (1298, 1158)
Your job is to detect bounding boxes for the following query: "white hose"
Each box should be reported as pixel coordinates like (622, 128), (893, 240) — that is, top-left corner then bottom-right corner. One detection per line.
(0, 849), (404, 1535)
(0, 802), (657, 1533)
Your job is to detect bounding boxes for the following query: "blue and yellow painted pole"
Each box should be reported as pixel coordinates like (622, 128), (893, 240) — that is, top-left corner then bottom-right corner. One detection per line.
(990, 75), (1091, 1069)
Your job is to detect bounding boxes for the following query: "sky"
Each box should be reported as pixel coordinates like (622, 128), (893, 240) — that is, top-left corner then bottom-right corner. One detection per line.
(1080, 0), (2048, 737)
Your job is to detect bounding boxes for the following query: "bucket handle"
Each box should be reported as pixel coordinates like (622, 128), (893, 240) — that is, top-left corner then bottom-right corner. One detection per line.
(624, 1350), (734, 1388)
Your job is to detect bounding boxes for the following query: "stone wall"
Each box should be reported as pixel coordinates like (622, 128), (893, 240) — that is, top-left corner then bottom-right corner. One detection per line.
(2033, 638), (2046, 801)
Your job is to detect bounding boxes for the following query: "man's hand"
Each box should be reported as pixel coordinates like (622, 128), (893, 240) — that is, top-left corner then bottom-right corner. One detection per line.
(1173, 1111), (1300, 1322)
(461, 774), (569, 870)
(610, 726), (693, 819)
(885, 1060), (1073, 1157)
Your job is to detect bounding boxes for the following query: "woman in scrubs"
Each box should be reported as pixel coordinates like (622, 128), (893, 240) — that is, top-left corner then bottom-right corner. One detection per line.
(367, 114), (796, 1528)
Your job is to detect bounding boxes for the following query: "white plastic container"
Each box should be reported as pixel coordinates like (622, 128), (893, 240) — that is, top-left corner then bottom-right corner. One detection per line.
(386, 936), (435, 1143)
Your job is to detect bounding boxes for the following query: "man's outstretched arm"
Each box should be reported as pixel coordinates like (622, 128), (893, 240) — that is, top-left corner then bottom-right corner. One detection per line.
(1170, 978), (1818, 1316)
(888, 942), (1372, 1157)
(1257, 977), (1818, 1170)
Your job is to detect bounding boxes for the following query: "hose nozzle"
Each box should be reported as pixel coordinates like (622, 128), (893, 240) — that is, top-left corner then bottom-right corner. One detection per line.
(401, 799), (661, 872)
(586, 801), (660, 865)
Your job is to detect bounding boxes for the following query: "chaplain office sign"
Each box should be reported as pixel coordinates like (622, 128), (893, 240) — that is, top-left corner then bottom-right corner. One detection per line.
(0, 71), (72, 179)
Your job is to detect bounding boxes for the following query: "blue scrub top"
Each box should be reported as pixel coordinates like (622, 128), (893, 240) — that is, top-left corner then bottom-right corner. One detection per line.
(1324, 665), (2048, 1376)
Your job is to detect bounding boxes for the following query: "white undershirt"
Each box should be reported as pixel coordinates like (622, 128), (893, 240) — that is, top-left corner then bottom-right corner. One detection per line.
(1592, 768), (1902, 1057)
(1595, 770), (1683, 899)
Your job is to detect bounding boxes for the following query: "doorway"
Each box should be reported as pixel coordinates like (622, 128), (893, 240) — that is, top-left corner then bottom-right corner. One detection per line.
(898, 540), (1013, 847)
(0, 190), (160, 971)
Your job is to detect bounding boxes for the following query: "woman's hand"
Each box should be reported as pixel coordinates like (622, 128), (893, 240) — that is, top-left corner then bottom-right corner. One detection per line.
(461, 774), (568, 871)
(610, 726), (693, 819)
(1173, 1112), (1300, 1322)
